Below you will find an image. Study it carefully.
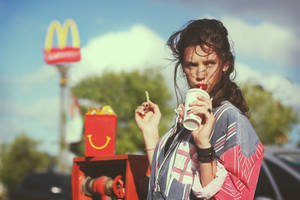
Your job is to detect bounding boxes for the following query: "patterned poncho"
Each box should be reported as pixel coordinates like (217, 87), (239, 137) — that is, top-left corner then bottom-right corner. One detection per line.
(147, 101), (264, 200)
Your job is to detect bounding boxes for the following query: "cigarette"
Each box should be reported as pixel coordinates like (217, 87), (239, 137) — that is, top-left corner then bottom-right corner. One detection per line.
(145, 91), (150, 104)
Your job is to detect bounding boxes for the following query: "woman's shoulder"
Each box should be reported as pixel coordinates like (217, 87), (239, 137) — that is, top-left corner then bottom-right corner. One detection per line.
(212, 101), (260, 157)
(214, 100), (255, 133)
(213, 100), (242, 122)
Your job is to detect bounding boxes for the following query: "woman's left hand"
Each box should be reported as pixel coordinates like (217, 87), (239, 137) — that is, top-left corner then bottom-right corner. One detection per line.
(187, 97), (215, 148)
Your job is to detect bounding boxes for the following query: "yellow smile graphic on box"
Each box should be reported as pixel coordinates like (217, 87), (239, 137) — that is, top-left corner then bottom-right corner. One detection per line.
(87, 134), (111, 150)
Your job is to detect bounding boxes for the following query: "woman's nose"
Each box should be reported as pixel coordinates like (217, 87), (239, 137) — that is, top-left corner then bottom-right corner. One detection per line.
(196, 64), (206, 75)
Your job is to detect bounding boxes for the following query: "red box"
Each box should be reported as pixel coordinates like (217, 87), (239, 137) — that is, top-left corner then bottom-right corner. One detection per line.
(84, 114), (117, 157)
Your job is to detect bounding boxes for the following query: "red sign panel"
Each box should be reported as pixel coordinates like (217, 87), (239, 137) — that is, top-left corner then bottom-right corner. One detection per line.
(44, 47), (81, 65)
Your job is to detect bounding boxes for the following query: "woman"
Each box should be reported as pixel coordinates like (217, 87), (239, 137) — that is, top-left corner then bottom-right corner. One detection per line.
(135, 19), (264, 200)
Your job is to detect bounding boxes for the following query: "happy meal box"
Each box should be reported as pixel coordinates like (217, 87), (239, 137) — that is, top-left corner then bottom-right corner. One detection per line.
(84, 106), (117, 157)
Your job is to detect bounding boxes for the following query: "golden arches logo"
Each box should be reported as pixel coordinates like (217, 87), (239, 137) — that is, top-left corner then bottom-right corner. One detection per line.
(87, 134), (111, 150)
(43, 19), (81, 65)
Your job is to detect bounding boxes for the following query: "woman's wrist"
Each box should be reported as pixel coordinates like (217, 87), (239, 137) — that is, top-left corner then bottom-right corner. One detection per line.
(142, 128), (159, 150)
(142, 128), (159, 138)
(197, 146), (216, 163)
(195, 140), (211, 149)
(144, 140), (159, 150)
(145, 146), (156, 151)
(141, 125), (158, 134)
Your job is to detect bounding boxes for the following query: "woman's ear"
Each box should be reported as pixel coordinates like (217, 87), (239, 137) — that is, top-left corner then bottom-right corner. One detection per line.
(222, 62), (230, 73)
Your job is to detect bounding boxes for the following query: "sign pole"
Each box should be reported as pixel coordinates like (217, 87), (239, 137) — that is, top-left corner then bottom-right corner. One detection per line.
(57, 64), (68, 173)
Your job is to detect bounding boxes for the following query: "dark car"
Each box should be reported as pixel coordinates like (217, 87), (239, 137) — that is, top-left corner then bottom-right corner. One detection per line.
(254, 146), (300, 200)
(10, 170), (72, 200)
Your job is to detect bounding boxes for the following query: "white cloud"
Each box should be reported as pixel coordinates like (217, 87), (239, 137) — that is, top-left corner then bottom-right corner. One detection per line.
(69, 24), (172, 86)
(235, 62), (300, 111)
(222, 16), (299, 65)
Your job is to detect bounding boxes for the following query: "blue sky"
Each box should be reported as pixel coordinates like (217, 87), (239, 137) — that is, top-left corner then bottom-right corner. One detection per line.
(1, 0), (300, 157)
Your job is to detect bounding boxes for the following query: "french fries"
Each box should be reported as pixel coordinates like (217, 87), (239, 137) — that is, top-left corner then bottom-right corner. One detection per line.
(145, 90), (150, 104)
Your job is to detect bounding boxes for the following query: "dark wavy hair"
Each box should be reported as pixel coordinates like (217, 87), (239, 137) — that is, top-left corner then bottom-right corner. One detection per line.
(167, 18), (249, 117)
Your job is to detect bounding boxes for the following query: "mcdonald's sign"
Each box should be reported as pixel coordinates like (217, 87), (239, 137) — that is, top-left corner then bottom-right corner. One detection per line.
(43, 19), (81, 65)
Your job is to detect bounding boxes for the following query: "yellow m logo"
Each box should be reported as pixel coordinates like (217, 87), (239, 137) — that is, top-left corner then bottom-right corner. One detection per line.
(44, 19), (80, 51)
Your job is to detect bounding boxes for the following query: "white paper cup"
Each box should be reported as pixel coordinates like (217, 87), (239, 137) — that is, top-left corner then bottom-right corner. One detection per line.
(183, 88), (210, 131)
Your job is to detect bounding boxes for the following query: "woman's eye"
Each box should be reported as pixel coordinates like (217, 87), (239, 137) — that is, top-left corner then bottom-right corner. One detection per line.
(189, 63), (198, 67)
(206, 62), (216, 67)
(184, 62), (198, 68)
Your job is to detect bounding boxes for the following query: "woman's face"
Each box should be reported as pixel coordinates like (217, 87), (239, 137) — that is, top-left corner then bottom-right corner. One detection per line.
(183, 45), (228, 93)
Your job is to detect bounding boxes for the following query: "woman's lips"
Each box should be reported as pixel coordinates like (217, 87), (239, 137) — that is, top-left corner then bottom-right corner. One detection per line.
(196, 83), (208, 90)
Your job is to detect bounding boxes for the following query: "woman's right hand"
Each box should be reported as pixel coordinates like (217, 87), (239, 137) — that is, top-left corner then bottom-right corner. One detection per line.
(135, 100), (161, 166)
(135, 100), (161, 135)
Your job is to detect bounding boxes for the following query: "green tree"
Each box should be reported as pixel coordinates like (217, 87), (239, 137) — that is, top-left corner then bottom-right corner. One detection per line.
(0, 133), (54, 194)
(72, 68), (174, 154)
(242, 83), (299, 145)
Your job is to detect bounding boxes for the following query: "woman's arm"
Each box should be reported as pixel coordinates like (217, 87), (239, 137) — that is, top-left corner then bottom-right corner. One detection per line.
(135, 101), (161, 166)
